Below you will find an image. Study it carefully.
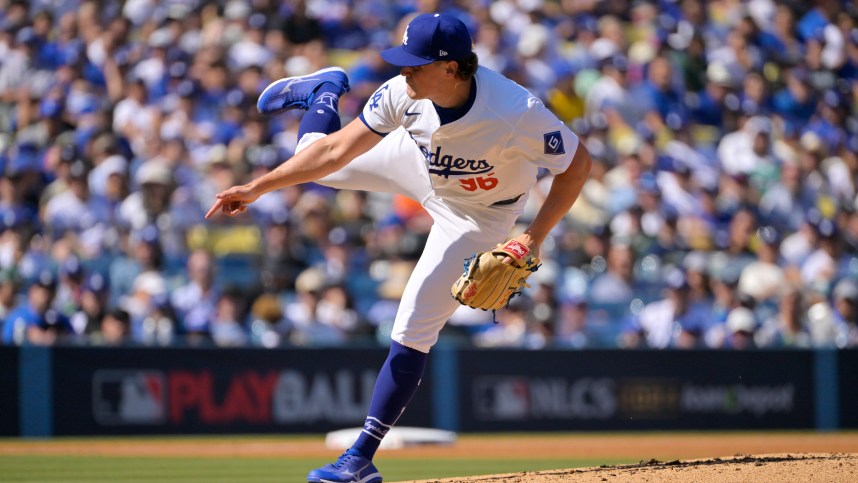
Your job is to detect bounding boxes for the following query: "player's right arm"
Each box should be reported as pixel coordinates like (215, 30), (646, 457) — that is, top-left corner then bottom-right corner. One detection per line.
(205, 119), (382, 218)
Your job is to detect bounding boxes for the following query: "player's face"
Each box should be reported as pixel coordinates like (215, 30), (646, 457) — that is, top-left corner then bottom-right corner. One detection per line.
(400, 61), (450, 100)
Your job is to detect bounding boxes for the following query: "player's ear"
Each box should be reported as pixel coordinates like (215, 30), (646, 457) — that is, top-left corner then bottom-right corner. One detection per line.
(445, 61), (457, 77)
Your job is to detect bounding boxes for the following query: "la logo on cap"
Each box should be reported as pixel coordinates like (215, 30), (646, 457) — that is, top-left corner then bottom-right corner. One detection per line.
(380, 13), (473, 67)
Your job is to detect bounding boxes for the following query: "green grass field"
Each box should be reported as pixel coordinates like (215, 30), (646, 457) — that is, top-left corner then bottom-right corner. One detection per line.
(3, 432), (855, 482)
(0, 432), (646, 482)
(0, 454), (632, 482)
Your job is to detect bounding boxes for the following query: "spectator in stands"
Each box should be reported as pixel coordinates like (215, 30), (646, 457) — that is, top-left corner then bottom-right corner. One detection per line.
(287, 267), (346, 346)
(629, 172), (669, 252)
(121, 270), (172, 345)
(473, 20), (511, 77)
(673, 34), (708, 95)
(620, 267), (709, 349)
(88, 150), (129, 207)
(2, 270), (70, 345)
(52, 255), (85, 317)
(366, 260), (414, 338)
(346, 43), (401, 116)
(118, 161), (175, 231)
(112, 77), (158, 160)
(282, 0), (323, 46)
(92, 308), (131, 346)
(259, 214), (307, 293)
(759, 153), (807, 232)
(758, 4), (804, 64)
(529, 270), (560, 337)
(843, 202), (858, 257)
(0, 0), (856, 350)
(0, 25), (55, 101)
(2, 144), (45, 224)
(588, 241), (635, 305)
(800, 218), (841, 287)
(724, 306), (759, 350)
(688, 62), (733, 128)
(248, 292), (289, 348)
(738, 226), (789, 311)
(0, 268), (20, 325)
(772, 66), (817, 134)
(109, 225), (163, 309)
(797, 132), (834, 205)
(756, 286), (812, 348)
(632, 55), (686, 130)
(473, 295), (548, 349)
(171, 248), (219, 336)
(717, 115), (777, 178)
(724, 208), (758, 261)
(704, 258), (744, 348)
(316, 283), (362, 340)
(585, 54), (631, 118)
(210, 289), (248, 347)
(39, 137), (78, 210)
(707, 26), (762, 88)
(69, 272), (110, 337)
(739, 72), (772, 119)
(321, 3), (370, 51)
(832, 278), (858, 348)
(554, 296), (589, 349)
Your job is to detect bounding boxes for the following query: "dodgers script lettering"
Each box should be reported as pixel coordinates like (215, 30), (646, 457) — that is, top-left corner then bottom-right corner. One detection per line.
(420, 145), (494, 178)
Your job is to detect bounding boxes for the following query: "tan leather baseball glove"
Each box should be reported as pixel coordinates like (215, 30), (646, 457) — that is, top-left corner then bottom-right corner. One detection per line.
(451, 240), (541, 311)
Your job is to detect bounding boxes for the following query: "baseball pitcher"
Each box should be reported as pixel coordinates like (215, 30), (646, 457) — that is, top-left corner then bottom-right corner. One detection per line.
(206, 13), (591, 483)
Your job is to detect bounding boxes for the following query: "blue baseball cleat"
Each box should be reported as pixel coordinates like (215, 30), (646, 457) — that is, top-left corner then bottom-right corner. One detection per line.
(257, 66), (350, 115)
(307, 451), (382, 483)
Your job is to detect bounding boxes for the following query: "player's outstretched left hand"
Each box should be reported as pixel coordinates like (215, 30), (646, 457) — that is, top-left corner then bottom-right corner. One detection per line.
(205, 184), (260, 219)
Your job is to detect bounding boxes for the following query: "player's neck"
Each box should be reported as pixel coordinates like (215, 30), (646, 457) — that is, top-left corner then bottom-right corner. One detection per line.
(432, 77), (471, 109)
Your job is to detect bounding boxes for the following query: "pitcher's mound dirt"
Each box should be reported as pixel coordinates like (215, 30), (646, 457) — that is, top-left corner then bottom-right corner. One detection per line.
(401, 453), (858, 482)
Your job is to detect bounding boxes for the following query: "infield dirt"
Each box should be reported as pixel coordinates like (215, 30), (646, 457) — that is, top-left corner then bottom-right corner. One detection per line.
(401, 453), (858, 482)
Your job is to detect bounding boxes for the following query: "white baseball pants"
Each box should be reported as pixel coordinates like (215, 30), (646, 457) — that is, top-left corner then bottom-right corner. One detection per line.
(298, 129), (522, 352)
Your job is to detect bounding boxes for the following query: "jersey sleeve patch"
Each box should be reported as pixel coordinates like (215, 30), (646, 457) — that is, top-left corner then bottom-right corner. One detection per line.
(368, 84), (389, 111)
(362, 78), (405, 134)
(543, 131), (565, 155)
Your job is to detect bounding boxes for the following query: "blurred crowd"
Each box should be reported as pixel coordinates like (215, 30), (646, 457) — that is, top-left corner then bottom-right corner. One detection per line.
(1, 0), (858, 350)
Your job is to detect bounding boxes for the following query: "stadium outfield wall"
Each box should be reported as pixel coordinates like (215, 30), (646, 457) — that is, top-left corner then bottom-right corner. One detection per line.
(0, 346), (853, 437)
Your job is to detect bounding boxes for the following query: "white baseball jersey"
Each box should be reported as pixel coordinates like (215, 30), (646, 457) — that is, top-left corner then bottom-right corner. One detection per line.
(304, 65), (582, 352)
(359, 66), (579, 206)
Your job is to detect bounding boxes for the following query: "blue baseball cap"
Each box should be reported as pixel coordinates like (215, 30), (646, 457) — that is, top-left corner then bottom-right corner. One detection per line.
(381, 13), (473, 67)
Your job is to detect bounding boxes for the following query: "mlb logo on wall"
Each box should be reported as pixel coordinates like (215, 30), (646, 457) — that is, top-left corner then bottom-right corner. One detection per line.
(93, 370), (166, 425)
(543, 131), (565, 155)
(473, 376), (530, 421)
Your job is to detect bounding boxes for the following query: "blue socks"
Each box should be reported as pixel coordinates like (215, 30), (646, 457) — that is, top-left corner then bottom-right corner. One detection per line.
(297, 83), (343, 139)
(350, 341), (429, 460)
